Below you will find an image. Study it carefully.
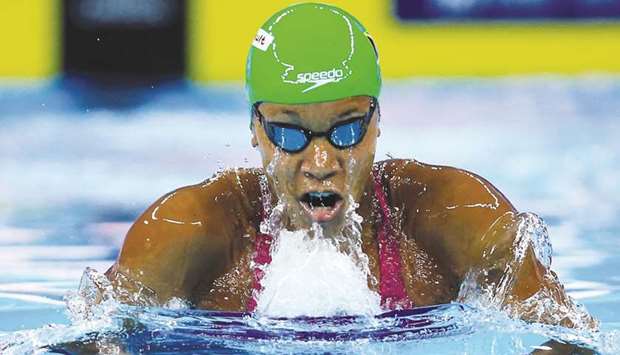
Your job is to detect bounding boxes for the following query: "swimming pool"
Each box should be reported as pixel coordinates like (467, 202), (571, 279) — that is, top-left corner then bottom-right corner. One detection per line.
(0, 76), (619, 353)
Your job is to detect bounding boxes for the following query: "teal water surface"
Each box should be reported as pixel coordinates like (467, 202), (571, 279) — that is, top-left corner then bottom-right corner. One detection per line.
(0, 76), (619, 353)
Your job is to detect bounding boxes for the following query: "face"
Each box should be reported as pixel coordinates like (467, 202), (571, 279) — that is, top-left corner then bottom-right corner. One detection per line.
(251, 96), (379, 235)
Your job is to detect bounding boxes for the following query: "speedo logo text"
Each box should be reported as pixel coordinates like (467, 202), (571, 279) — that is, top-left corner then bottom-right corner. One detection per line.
(295, 68), (344, 92)
(296, 69), (344, 83)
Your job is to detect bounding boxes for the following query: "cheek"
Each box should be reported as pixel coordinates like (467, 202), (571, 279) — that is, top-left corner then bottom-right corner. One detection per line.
(347, 152), (373, 186)
(272, 157), (297, 185)
(256, 131), (281, 173)
(256, 136), (274, 168)
(258, 144), (299, 197)
(344, 134), (377, 192)
(349, 132), (377, 169)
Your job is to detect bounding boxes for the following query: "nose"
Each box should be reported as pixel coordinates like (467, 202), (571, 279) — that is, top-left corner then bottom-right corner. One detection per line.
(300, 139), (342, 181)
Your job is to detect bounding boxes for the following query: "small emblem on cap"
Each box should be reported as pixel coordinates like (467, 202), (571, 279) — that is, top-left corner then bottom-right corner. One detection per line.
(253, 29), (274, 51)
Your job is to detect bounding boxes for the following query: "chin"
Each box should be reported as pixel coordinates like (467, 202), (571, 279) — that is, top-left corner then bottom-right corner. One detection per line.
(308, 209), (348, 236)
(318, 218), (347, 235)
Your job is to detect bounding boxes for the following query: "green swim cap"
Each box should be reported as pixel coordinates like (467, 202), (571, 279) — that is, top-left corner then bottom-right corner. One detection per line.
(246, 2), (381, 105)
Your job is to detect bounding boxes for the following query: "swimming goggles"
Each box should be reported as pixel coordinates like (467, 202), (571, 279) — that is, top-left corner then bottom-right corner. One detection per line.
(252, 97), (377, 153)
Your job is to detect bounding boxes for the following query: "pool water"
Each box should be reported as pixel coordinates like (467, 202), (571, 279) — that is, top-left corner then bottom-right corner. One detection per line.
(0, 76), (619, 353)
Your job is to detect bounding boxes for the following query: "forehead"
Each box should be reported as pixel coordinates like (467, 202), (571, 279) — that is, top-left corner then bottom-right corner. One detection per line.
(258, 96), (372, 126)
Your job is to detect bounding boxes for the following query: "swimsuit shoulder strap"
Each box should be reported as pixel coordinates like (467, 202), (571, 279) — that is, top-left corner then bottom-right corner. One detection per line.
(372, 165), (413, 310)
(247, 174), (273, 312)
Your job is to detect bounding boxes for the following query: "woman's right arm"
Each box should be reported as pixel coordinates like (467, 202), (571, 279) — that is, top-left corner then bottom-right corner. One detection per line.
(105, 171), (255, 306)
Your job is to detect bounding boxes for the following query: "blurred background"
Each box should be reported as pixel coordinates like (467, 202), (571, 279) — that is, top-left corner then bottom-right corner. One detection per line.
(0, 0), (619, 334)
(3, 0), (620, 81)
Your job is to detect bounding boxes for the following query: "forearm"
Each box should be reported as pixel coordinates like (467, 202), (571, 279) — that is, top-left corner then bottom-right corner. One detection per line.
(505, 250), (598, 329)
(463, 212), (597, 329)
(105, 263), (160, 306)
(530, 339), (596, 355)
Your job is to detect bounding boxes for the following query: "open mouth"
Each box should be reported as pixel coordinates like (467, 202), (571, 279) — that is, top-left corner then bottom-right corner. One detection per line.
(299, 191), (344, 223)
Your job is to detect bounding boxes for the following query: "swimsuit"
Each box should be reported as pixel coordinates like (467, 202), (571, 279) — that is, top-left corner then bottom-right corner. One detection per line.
(247, 168), (413, 312)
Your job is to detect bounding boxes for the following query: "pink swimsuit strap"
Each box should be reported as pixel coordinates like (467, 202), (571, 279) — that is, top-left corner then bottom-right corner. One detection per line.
(247, 169), (412, 312)
(372, 167), (413, 310)
(246, 229), (272, 313)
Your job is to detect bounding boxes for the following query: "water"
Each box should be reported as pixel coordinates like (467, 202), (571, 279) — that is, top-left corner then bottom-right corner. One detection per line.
(255, 204), (382, 318)
(1, 76), (619, 353)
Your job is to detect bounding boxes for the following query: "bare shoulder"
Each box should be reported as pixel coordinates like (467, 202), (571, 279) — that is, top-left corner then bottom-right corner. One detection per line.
(163, 167), (263, 213)
(378, 158), (515, 214)
(377, 159), (516, 278)
(110, 168), (263, 302)
(123, 167), (263, 244)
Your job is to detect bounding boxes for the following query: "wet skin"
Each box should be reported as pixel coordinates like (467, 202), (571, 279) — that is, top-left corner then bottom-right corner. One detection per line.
(106, 96), (595, 329)
(251, 96), (378, 236)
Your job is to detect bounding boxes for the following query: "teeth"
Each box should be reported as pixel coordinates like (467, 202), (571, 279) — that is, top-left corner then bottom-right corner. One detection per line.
(301, 192), (342, 208)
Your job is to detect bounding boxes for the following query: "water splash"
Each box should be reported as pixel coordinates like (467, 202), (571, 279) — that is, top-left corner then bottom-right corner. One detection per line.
(458, 212), (595, 330)
(341, 195), (377, 290)
(254, 228), (382, 317)
(256, 145), (381, 318)
(0, 266), (464, 353)
(255, 194), (381, 318)
(1, 267), (619, 354)
(456, 303), (620, 354)
(0, 269), (125, 354)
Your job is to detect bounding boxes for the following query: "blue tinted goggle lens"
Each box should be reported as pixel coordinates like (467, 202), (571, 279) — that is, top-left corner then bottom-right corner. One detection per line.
(330, 119), (364, 148)
(265, 124), (308, 152)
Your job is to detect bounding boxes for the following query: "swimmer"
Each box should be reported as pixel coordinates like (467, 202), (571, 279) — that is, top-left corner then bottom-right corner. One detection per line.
(104, 3), (595, 332)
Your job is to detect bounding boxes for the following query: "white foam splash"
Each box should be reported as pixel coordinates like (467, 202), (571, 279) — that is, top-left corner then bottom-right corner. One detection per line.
(458, 212), (596, 330)
(254, 227), (381, 318)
